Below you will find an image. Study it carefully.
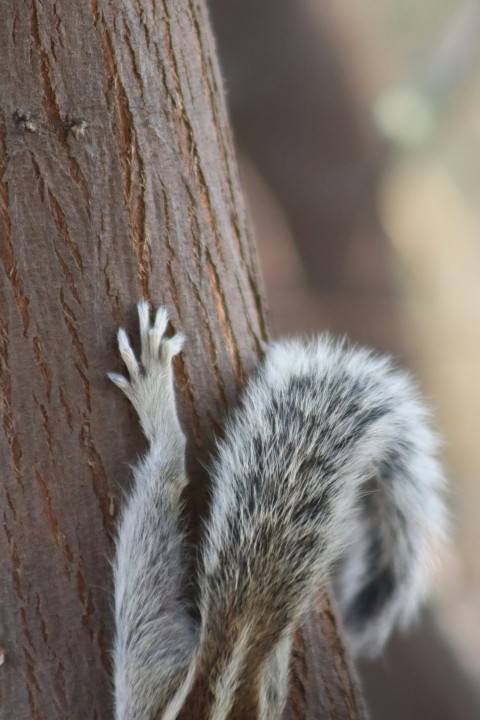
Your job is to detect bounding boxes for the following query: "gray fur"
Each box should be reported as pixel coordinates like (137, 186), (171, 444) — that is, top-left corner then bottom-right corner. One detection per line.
(110, 303), (446, 720)
(110, 302), (195, 720)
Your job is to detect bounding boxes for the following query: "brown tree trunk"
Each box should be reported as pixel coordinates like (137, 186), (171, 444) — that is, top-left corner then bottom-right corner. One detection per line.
(0, 2), (366, 719)
(209, 0), (400, 354)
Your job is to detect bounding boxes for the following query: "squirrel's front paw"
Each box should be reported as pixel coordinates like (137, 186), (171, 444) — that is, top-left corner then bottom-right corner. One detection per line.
(108, 300), (185, 444)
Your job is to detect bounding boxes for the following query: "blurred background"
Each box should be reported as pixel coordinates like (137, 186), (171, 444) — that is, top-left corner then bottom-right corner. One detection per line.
(208, 0), (480, 717)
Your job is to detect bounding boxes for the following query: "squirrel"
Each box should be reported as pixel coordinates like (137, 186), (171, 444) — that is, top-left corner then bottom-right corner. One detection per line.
(108, 300), (446, 720)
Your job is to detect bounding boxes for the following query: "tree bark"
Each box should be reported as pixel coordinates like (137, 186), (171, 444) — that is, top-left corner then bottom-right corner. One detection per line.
(0, 2), (366, 719)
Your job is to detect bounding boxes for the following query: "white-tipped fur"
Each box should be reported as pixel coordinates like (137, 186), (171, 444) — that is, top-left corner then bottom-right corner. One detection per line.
(110, 305), (446, 720)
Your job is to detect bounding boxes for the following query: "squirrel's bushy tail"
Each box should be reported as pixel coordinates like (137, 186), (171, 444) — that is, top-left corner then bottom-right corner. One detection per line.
(187, 337), (445, 716)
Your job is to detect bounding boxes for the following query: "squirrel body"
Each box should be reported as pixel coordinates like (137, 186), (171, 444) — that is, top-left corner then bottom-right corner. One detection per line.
(109, 302), (446, 720)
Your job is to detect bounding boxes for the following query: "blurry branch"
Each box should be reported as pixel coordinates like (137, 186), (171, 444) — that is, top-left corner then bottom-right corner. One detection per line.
(374, 0), (480, 148)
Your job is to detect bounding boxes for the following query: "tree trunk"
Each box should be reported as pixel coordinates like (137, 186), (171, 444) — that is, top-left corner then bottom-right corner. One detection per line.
(0, 2), (366, 719)
(209, 0), (401, 354)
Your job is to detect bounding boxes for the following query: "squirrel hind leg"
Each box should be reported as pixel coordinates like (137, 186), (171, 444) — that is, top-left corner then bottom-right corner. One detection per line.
(258, 634), (292, 720)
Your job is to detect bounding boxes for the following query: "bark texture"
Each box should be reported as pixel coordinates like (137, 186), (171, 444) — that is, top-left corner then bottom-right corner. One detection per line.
(0, 2), (365, 718)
